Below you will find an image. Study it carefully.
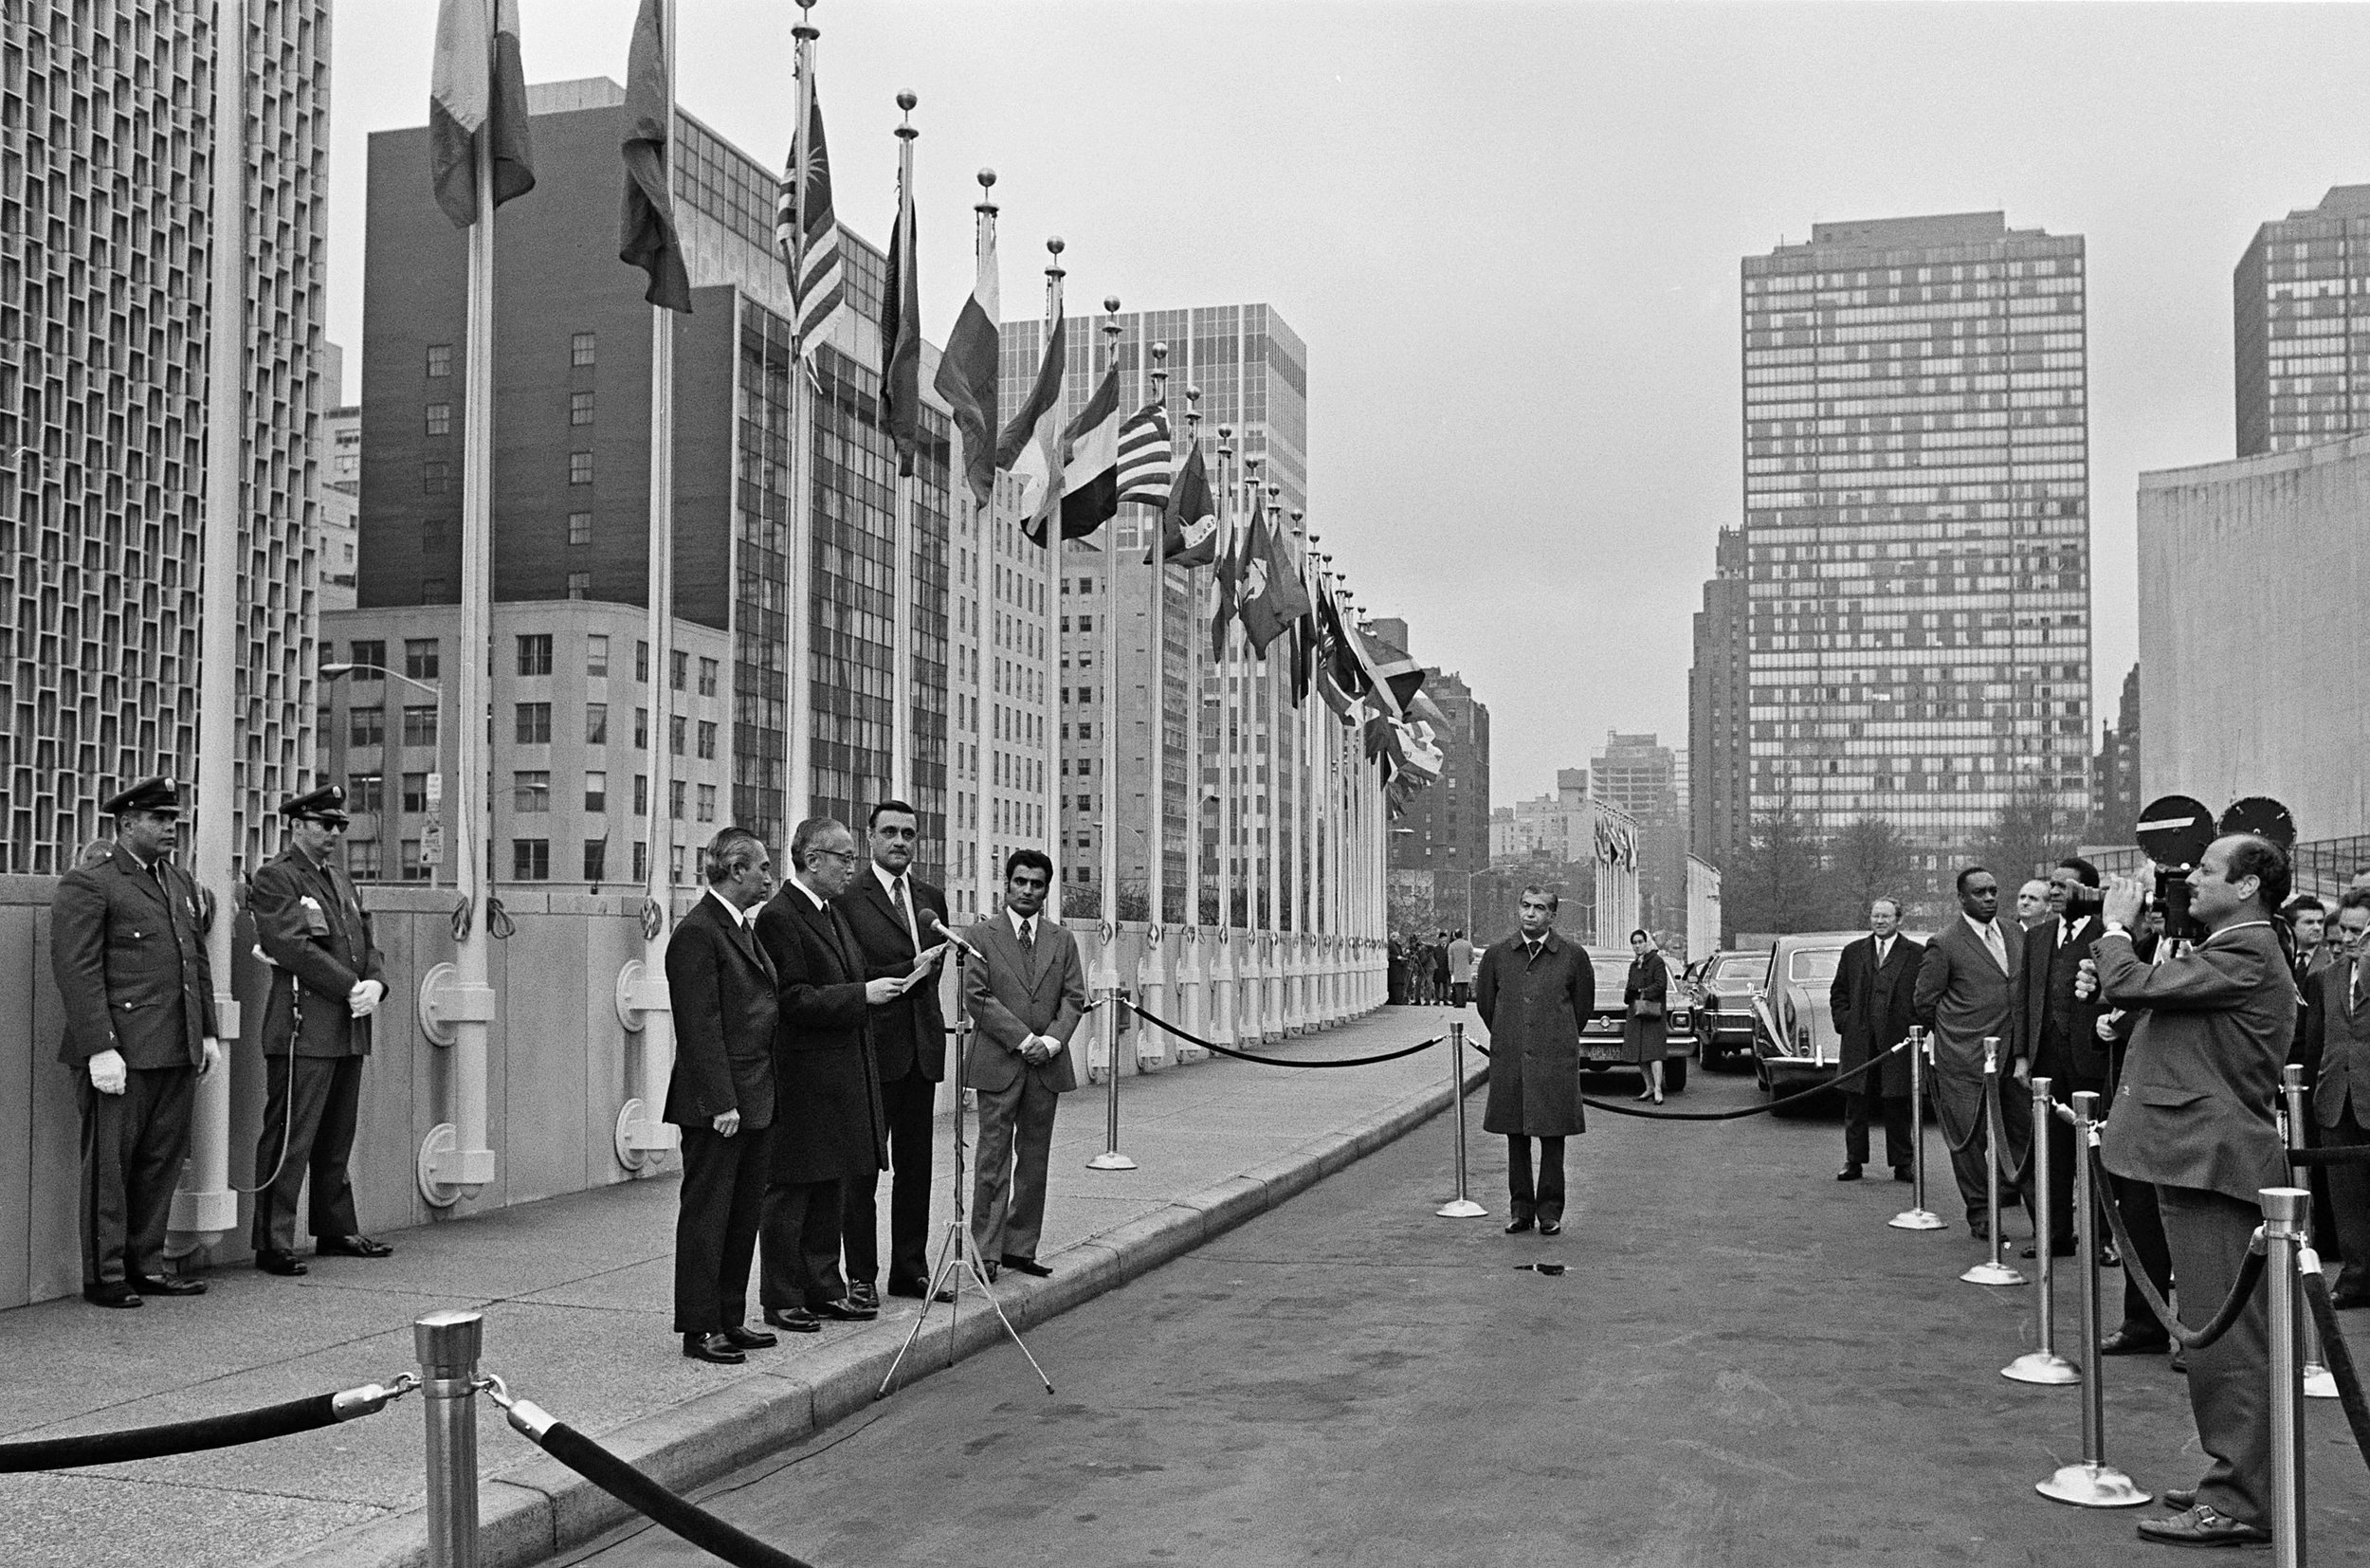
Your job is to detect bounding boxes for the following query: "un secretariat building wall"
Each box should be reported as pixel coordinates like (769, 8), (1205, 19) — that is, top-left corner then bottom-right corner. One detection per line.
(2137, 434), (2370, 839)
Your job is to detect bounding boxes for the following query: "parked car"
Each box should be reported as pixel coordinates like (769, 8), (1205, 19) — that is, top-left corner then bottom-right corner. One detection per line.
(1693, 949), (1770, 1069)
(1579, 947), (1693, 1092)
(1748, 932), (1862, 1098)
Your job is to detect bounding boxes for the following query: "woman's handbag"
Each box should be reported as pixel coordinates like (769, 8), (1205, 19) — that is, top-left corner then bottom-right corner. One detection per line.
(1632, 998), (1666, 1020)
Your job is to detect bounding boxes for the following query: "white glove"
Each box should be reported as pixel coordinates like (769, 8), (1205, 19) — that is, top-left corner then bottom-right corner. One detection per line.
(348, 978), (386, 1018)
(88, 1048), (128, 1096)
(199, 1037), (223, 1078)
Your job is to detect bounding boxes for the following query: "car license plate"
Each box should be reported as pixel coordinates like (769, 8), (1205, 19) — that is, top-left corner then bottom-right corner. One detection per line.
(1581, 1043), (1622, 1063)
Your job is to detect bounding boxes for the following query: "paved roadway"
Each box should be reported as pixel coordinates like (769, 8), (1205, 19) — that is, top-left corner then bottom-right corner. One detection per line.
(560, 1062), (2370, 1568)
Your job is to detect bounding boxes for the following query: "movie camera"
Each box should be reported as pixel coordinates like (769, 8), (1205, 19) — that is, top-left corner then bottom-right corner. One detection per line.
(2132, 793), (2296, 943)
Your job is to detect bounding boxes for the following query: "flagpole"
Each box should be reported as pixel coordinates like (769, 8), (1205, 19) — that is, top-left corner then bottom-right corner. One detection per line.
(1245, 458), (1272, 1044)
(1041, 238), (1065, 904)
(1176, 387), (1207, 1048)
(785, 2), (820, 829)
(889, 92), (918, 804)
(1139, 340), (1170, 1045)
(1091, 300), (1125, 1092)
(1284, 508), (1307, 1035)
(1212, 425), (1239, 1046)
(1262, 480), (1285, 1041)
(968, 169), (996, 920)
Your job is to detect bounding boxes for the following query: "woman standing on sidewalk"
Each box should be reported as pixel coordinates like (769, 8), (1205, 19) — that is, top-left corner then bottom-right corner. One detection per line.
(1622, 929), (1668, 1104)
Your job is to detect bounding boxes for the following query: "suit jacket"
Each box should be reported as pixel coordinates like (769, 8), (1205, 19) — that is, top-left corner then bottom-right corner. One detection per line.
(2096, 921), (2292, 1204)
(2306, 958), (2370, 1129)
(831, 868), (948, 1083)
(960, 911), (1085, 1097)
(755, 884), (888, 1183)
(2291, 945), (2342, 1074)
(1830, 932), (1923, 1096)
(249, 846), (386, 1059)
(1912, 916), (2019, 1073)
(2014, 913), (2108, 1085)
(51, 846), (217, 1068)
(662, 893), (778, 1130)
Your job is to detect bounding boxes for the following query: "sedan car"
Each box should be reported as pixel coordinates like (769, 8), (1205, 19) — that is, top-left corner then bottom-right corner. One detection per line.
(1749, 932), (1864, 1098)
(1579, 947), (1694, 1092)
(1693, 949), (1770, 1069)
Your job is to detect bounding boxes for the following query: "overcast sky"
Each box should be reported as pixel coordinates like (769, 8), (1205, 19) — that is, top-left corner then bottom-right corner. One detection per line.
(325, 2), (2370, 810)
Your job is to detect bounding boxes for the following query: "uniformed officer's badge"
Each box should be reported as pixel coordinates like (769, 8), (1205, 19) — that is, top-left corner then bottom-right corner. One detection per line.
(300, 893), (331, 937)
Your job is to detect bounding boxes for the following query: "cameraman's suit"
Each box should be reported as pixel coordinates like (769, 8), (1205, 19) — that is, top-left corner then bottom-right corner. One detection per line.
(1913, 915), (2033, 1235)
(2014, 911), (2107, 1247)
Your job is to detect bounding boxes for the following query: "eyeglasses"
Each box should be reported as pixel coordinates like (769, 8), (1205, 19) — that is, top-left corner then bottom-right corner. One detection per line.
(813, 848), (858, 865)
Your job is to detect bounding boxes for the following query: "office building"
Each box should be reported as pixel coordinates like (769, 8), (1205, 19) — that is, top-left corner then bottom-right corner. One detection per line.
(2091, 663), (2141, 843)
(1688, 526), (1749, 869)
(2233, 185), (2370, 458)
(316, 342), (358, 611)
(1, 2), (327, 874)
(1590, 731), (1687, 934)
(1365, 617), (1488, 934)
(1741, 211), (2092, 893)
(958, 467), (1057, 919)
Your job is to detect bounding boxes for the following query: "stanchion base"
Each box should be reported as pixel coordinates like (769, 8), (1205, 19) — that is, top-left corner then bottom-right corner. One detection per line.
(2304, 1363), (2338, 1400)
(1888, 1209), (1948, 1231)
(1961, 1260), (2029, 1286)
(2001, 1351), (2081, 1385)
(1085, 1151), (1139, 1172)
(1436, 1198), (1488, 1218)
(2036, 1462), (2150, 1508)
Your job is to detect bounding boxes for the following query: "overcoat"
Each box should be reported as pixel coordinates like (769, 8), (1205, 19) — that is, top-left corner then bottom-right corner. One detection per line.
(1620, 953), (1668, 1067)
(51, 846), (216, 1068)
(754, 885), (888, 1184)
(662, 892), (778, 1130)
(249, 845), (385, 1058)
(1476, 930), (1595, 1138)
(1829, 933), (1923, 1097)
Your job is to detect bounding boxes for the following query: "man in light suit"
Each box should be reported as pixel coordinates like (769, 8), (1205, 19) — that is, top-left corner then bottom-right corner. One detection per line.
(1829, 897), (1923, 1182)
(2096, 835), (2295, 1549)
(664, 826), (780, 1365)
(962, 848), (1086, 1280)
(1912, 865), (2032, 1241)
(2011, 857), (2110, 1259)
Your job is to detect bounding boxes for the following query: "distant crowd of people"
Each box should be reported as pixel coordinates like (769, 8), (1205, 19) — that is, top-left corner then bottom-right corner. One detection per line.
(1387, 928), (1475, 1007)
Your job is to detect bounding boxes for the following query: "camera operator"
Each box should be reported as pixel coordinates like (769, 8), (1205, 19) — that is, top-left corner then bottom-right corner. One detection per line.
(2092, 833), (2295, 1549)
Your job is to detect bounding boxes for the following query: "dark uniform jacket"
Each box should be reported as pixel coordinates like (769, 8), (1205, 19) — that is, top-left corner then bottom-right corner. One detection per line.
(249, 845), (385, 1058)
(833, 868), (948, 1083)
(1830, 932), (1923, 1097)
(2014, 913), (2109, 1085)
(663, 891), (778, 1130)
(755, 883), (889, 1184)
(1476, 929), (1594, 1139)
(960, 912), (1085, 1096)
(51, 846), (216, 1067)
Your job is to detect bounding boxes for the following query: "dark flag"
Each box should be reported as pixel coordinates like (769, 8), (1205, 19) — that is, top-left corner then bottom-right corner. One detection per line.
(617, 0), (691, 312)
(1057, 362), (1122, 539)
(1211, 491), (1252, 659)
(1238, 503), (1313, 653)
(881, 152), (921, 474)
(429, 0), (536, 228)
(1145, 443), (1220, 567)
(999, 312), (1067, 543)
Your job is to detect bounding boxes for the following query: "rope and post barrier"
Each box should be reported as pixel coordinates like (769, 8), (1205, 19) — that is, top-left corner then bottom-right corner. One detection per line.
(2300, 1269), (2370, 1472)
(417, 1310), (484, 1568)
(1085, 994), (1138, 1174)
(2002, 1073), (2078, 1385)
(2263, 1186), (2310, 1568)
(0, 1378), (413, 1473)
(1435, 1018), (1486, 1219)
(1961, 1037), (2026, 1287)
(2036, 1088), (2151, 1507)
(2280, 1064), (2340, 1401)
(2087, 1146), (2270, 1353)
(1130, 1003), (1446, 1068)
(1889, 1026), (1946, 1232)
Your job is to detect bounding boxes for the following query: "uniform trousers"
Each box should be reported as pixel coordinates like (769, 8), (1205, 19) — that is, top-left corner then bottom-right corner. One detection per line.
(1841, 1090), (1911, 1170)
(250, 1053), (365, 1252)
(1505, 1136), (1566, 1225)
(79, 1065), (196, 1285)
(972, 1070), (1059, 1263)
(843, 1067), (937, 1288)
(760, 1176), (848, 1311)
(2158, 1184), (2272, 1526)
(672, 1122), (772, 1334)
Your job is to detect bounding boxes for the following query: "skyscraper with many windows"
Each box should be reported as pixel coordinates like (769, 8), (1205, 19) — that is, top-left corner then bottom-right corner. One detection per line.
(1740, 212), (2092, 893)
(2233, 185), (2370, 457)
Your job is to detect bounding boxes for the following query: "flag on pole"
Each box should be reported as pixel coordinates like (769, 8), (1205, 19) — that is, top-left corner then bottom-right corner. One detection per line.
(1317, 584), (1367, 714)
(1115, 403), (1172, 508)
(998, 313), (1066, 543)
(1238, 503), (1313, 653)
(1145, 442), (1219, 567)
(1056, 363), (1122, 540)
(617, 0), (691, 313)
(430, 0), (536, 228)
(881, 146), (921, 474)
(777, 78), (848, 354)
(1343, 611), (1402, 720)
(1211, 486), (1252, 659)
(935, 206), (999, 508)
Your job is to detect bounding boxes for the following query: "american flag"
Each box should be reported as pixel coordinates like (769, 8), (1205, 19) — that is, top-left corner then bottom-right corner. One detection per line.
(1114, 402), (1172, 507)
(776, 77), (848, 354)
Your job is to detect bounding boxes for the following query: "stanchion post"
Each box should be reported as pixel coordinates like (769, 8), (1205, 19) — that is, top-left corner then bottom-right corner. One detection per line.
(2005, 1075), (2078, 1383)
(1085, 993), (1138, 1172)
(416, 1310), (483, 1568)
(1962, 1036), (2026, 1286)
(2280, 1064), (2340, 1402)
(2263, 1186), (2308, 1568)
(2038, 1090), (2150, 1506)
(1890, 1026), (1946, 1231)
(1436, 1020), (1486, 1218)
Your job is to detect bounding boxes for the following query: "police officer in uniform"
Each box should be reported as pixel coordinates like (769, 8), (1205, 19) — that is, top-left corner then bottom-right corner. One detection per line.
(50, 777), (222, 1307)
(248, 785), (392, 1275)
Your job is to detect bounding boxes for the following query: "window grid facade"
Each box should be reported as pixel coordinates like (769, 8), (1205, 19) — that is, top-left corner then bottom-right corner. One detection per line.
(2233, 186), (2370, 457)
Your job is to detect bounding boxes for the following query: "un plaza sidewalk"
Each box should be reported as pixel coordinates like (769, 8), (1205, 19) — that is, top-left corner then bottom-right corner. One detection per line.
(0, 1005), (1486, 1568)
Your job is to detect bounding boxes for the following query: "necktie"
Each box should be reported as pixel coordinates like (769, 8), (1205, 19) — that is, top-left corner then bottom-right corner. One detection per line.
(1876, 939), (1890, 968)
(1982, 922), (2007, 973)
(1018, 918), (1035, 957)
(892, 876), (916, 949)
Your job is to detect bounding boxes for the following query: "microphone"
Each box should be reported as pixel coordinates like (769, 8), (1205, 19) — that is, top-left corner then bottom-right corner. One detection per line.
(925, 911), (981, 959)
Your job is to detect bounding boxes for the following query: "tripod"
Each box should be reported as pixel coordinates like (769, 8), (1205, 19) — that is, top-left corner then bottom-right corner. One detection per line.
(878, 940), (1053, 1399)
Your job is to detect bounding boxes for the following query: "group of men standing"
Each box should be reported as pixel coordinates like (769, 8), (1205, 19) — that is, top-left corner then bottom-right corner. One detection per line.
(664, 809), (1087, 1365)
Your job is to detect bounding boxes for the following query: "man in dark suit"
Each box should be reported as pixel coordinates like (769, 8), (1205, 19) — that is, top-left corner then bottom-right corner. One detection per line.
(50, 776), (221, 1307)
(2286, 894), (2342, 1252)
(246, 786), (391, 1276)
(2305, 891), (2370, 1308)
(1912, 865), (2032, 1240)
(664, 826), (781, 1364)
(1829, 897), (1922, 1182)
(831, 800), (948, 1307)
(962, 848), (1086, 1279)
(2097, 835), (2296, 1548)
(754, 818), (897, 1333)
(2010, 856), (2109, 1259)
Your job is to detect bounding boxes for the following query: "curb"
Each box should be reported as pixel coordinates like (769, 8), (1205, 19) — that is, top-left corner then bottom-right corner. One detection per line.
(270, 1058), (1486, 1568)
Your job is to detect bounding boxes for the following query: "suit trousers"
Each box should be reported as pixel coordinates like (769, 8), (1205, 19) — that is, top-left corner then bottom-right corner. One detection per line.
(972, 1069), (1060, 1263)
(2158, 1184), (2272, 1526)
(250, 1054), (365, 1252)
(1506, 1136), (1566, 1224)
(2037, 1072), (2106, 1249)
(2111, 1171), (2177, 1340)
(2323, 1104), (2370, 1298)
(1938, 1066), (2033, 1231)
(2299, 1094), (2344, 1275)
(672, 1123), (772, 1334)
(1841, 1091), (1911, 1170)
(1449, 982), (1471, 1009)
(844, 1067), (938, 1287)
(761, 1176), (848, 1310)
(79, 1065), (196, 1285)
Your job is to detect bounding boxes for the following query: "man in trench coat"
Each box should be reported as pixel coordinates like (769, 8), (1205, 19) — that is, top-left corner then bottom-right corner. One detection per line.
(1829, 897), (1923, 1181)
(1475, 885), (1595, 1235)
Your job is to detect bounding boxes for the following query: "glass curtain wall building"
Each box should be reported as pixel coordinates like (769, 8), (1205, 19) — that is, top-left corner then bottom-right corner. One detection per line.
(2233, 185), (2370, 458)
(1741, 212), (2092, 892)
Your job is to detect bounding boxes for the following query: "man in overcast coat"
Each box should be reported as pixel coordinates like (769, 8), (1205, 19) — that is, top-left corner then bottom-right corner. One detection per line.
(1476, 885), (1595, 1236)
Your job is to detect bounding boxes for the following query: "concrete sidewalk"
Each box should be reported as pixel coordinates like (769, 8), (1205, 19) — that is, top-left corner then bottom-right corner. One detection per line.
(0, 1006), (1485, 1568)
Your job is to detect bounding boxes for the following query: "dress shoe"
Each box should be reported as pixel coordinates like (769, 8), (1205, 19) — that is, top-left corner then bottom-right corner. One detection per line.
(2331, 1289), (2370, 1310)
(1538, 1220), (1562, 1237)
(982, 1259), (1000, 1282)
(682, 1332), (745, 1364)
(1835, 1164), (1864, 1182)
(763, 1305), (822, 1334)
(2161, 1488), (2197, 1511)
(999, 1255), (1054, 1278)
(2098, 1328), (2171, 1357)
(316, 1234), (392, 1259)
(2170, 1346), (2189, 1375)
(1504, 1216), (1534, 1235)
(130, 1273), (206, 1297)
(82, 1282), (143, 1309)
(884, 1278), (934, 1300)
(720, 1326), (776, 1350)
(1892, 1165), (1914, 1183)
(255, 1249), (308, 1277)
(813, 1297), (878, 1321)
(847, 1282), (881, 1311)
(2102, 1242), (2123, 1267)
(2019, 1241), (2077, 1259)
(2134, 1505), (2269, 1548)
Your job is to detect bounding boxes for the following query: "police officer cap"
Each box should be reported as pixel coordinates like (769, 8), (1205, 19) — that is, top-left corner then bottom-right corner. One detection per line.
(281, 785), (351, 826)
(100, 776), (182, 817)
